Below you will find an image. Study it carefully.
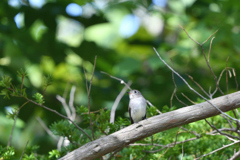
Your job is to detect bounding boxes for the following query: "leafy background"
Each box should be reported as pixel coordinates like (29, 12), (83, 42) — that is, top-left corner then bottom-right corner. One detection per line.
(0, 0), (240, 159)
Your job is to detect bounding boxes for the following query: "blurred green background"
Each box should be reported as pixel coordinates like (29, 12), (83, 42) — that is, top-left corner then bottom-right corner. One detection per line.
(0, 0), (240, 157)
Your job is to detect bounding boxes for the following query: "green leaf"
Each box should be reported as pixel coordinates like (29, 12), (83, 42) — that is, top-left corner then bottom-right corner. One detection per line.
(0, 76), (12, 88)
(0, 145), (15, 159)
(17, 68), (28, 78)
(33, 93), (45, 104)
(0, 89), (11, 99)
(49, 149), (60, 159)
(43, 74), (53, 88)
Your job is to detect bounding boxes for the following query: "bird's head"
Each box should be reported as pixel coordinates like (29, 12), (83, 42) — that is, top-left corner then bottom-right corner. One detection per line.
(128, 90), (142, 99)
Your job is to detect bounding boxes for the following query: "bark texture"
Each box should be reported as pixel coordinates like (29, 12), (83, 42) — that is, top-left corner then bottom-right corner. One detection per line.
(59, 91), (240, 160)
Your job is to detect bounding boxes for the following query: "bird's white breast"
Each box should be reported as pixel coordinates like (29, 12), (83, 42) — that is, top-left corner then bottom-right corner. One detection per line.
(129, 97), (147, 123)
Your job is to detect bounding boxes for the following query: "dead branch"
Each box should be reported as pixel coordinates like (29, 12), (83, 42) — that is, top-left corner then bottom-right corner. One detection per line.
(101, 71), (132, 90)
(153, 48), (240, 123)
(20, 140), (29, 160)
(8, 101), (29, 148)
(101, 71), (162, 114)
(204, 119), (240, 140)
(171, 70), (188, 107)
(195, 140), (240, 160)
(229, 149), (240, 160)
(187, 74), (210, 98)
(110, 81), (132, 124)
(59, 91), (240, 160)
(83, 56), (97, 140)
(179, 25), (224, 95)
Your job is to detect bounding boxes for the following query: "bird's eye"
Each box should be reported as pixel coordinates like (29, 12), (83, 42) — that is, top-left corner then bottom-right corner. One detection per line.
(134, 90), (137, 93)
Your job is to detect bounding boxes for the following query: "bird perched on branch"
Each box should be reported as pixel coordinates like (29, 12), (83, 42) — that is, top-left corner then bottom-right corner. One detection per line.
(128, 90), (147, 124)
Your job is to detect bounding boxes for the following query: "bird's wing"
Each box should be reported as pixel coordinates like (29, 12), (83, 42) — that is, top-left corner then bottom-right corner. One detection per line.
(142, 113), (146, 120)
(128, 106), (134, 124)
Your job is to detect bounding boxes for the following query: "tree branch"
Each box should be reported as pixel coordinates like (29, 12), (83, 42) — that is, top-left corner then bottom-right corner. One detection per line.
(195, 140), (240, 160)
(229, 149), (240, 160)
(153, 47), (240, 123)
(179, 25), (224, 95)
(110, 81), (132, 124)
(59, 91), (240, 160)
(84, 56), (97, 140)
(101, 71), (132, 90)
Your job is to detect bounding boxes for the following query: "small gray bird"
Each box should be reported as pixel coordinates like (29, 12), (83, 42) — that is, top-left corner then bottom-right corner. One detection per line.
(128, 90), (147, 124)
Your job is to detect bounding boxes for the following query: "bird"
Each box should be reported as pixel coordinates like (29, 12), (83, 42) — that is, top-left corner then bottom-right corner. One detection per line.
(128, 90), (147, 124)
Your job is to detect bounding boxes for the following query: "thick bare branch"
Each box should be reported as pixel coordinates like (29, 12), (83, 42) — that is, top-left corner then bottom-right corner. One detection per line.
(59, 91), (240, 160)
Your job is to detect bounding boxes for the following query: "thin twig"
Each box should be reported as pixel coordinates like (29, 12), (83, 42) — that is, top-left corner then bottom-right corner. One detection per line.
(205, 119), (240, 140)
(158, 147), (170, 160)
(7, 82), (92, 141)
(82, 108), (107, 115)
(208, 128), (240, 135)
(179, 25), (224, 95)
(180, 127), (201, 138)
(130, 143), (164, 147)
(226, 56), (230, 94)
(171, 66), (188, 106)
(235, 108), (240, 119)
(181, 142), (184, 160)
(146, 100), (162, 114)
(232, 110), (240, 136)
(20, 140), (29, 160)
(211, 67), (234, 97)
(181, 93), (196, 105)
(208, 37), (215, 62)
(143, 137), (200, 153)
(101, 71), (161, 114)
(7, 101), (29, 148)
(110, 81), (132, 124)
(170, 88), (176, 108)
(101, 71), (132, 90)
(153, 47), (240, 122)
(83, 56), (97, 140)
(233, 69), (239, 91)
(19, 95), (92, 141)
(195, 140), (240, 160)
(179, 25), (200, 45)
(187, 74), (210, 98)
(202, 29), (219, 45)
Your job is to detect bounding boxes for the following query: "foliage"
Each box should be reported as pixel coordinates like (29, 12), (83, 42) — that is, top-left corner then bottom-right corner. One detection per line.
(0, 0), (240, 159)
(0, 146), (15, 159)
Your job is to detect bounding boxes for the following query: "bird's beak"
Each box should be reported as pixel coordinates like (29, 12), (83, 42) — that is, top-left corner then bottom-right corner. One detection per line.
(127, 91), (130, 94)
